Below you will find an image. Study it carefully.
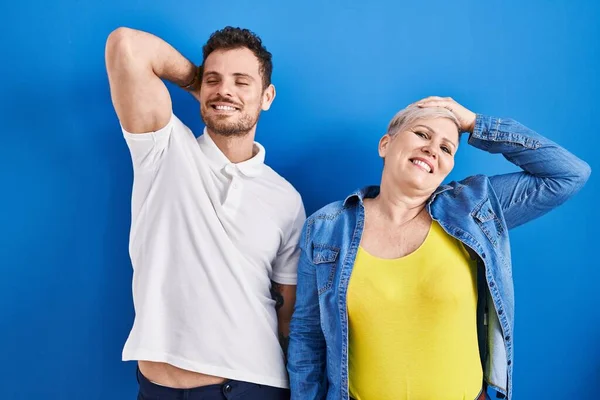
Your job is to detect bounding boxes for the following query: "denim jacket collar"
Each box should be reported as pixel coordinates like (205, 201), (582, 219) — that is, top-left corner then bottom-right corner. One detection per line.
(342, 184), (454, 207)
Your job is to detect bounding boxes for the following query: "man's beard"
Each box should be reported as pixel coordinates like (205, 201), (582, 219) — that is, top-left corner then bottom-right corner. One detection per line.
(201, 106), (261, 137)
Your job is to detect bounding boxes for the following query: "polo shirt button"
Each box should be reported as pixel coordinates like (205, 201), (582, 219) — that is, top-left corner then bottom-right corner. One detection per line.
(224, 164), (235, 175)
(223, 384), (232, 393)
(232, 183), (239, 189)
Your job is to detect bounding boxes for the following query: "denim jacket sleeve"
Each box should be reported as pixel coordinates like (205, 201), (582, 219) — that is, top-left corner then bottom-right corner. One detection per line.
(287, 222), (328, 400)
(468, 114), (591, 230)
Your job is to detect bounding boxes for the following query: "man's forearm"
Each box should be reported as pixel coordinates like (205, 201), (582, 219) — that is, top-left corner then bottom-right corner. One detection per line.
(278, 321), (290, 357)
(270, 281), (296, 359)
(107, 27), (198, 88)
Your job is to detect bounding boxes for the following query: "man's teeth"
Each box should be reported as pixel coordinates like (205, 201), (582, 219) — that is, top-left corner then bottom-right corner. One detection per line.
(215, 105), (236, 111)
(412, 159), (432, 172)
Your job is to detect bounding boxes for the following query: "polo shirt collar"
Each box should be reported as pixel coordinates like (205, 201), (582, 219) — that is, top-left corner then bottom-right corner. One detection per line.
(198, 128), (265, 178)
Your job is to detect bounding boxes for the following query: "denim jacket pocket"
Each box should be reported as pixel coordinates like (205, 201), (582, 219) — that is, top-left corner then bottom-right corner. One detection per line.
(312, 244), (339, 296)
(472, 198), (505, 247)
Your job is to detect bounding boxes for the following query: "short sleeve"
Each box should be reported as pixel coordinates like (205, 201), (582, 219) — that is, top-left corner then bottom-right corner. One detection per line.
(122, 114), (174, 171)
(271, 196), (306, 285)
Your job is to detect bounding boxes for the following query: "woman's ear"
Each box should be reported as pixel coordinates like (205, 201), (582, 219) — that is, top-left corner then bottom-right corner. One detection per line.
(379, 134), (391, 159)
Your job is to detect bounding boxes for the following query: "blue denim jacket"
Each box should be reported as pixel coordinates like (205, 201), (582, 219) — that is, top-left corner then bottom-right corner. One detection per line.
(287, 115), (590, 400)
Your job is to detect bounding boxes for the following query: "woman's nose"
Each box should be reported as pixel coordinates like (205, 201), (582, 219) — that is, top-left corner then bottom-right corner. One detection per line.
(421, 145), (437, 159)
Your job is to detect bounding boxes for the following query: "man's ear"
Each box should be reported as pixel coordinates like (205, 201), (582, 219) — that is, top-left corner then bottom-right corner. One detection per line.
(261, 84), (276, 111)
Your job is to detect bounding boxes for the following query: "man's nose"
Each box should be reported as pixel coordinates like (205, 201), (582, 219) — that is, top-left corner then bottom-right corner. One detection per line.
(216, 80), (234, 98)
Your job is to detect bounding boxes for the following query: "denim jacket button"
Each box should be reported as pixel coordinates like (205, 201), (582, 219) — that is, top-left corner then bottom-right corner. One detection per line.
(498, 309), (503, 315)
(505, 336), (511, 341)
(489, 281), (495, 287)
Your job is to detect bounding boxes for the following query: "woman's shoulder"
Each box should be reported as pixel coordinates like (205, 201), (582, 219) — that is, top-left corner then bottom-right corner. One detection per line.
(435, 175), (501, 212)
(307, 185), (378, 221)
(307, 199), (351, 222)
(301, 199), (357, 249)
(442, 174), (492, 196)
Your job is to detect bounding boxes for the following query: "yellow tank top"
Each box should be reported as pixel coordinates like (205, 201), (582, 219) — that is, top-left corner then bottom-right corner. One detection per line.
(348, 221), (482, 400)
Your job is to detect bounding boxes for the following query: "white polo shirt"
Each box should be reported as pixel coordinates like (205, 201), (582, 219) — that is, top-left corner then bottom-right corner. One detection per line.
(120, 113), (305, 389)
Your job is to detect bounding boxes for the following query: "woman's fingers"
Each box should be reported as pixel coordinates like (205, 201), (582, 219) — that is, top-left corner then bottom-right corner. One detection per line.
(411, 96), (476, 133)
(417, 100), (454, 110)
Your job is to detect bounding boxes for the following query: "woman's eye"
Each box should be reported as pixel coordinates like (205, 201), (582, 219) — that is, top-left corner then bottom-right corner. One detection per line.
(441, 146), (452, 154)
(415, 131), (428, 139)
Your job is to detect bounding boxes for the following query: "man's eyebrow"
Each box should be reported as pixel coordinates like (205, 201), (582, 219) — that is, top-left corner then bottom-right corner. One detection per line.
(202, 71), (255, 80)
(412, 124), (457, 149)
(232, 73), (254, 80)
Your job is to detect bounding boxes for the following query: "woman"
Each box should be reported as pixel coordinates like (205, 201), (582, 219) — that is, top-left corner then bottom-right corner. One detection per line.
(286, 97), (590, 400)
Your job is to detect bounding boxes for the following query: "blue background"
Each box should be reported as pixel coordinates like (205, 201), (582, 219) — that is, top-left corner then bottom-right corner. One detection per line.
(1, 0), (598, 399)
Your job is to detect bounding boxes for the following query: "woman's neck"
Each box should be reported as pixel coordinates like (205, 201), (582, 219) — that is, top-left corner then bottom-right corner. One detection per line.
(369, 185), (430, 225)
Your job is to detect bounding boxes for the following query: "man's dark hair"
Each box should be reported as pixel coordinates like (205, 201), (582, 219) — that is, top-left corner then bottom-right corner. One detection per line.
(202, 26), (273, 89)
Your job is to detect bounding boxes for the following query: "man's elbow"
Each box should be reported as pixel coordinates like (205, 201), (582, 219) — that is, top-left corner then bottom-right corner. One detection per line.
(105, 27), (136, 66)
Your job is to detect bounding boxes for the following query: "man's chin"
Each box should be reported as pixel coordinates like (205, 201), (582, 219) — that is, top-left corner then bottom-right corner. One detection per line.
(201, 112), (259, 137)
(206, 122), (254, 137)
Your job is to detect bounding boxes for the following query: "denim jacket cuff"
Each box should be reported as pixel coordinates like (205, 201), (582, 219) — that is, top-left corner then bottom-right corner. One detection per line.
(471, 114), (497, 139)
(468, 114), (542, 150)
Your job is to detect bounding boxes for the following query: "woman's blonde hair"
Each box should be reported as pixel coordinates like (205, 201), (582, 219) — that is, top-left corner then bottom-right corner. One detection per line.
(386, 104), (461, 138)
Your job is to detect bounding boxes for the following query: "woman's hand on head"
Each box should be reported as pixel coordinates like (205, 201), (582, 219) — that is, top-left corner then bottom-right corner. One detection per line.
(414, 97), (477, 133)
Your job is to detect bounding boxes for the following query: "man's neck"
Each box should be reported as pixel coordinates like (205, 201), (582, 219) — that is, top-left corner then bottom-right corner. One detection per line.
(207, 129), (257, 163)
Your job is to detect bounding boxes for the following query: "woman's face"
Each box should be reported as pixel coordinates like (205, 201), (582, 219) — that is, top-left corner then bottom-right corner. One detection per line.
(379, 117), (460, 195)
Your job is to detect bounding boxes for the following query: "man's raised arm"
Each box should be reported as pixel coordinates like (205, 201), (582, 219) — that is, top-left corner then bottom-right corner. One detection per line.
(105, 27), (199, 133)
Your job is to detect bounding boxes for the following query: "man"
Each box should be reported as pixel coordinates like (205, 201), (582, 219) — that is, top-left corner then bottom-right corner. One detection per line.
(105, 26), (305, 399)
